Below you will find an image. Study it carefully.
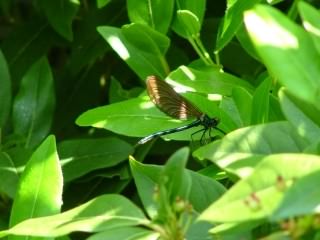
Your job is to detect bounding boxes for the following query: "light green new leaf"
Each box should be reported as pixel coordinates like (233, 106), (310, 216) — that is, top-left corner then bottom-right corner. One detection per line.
(216, 0), (261, 51)
(0, 49), (11, 128)
(40, 0), (80, 41)
(127, 0), (174, 34)
(12, 57), (55, 148)
(279, 89), (320, 143)
(0, 152), (19, 199)
(194, 121), (308, 178)
(58, 137), (133, 182)
(97, 24), (169, 80)
(1, 195), (147, 238)
(9, 135), (63, 236)
(244, 5), (320, 109)
(199, 154), (320, 223)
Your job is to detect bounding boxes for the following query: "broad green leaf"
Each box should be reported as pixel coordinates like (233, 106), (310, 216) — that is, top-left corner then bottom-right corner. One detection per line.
(87, 226), (159, 240)
(194, 121), (308, 178)
(251, 77), (271, 124)
(76, 95), (219, 141)
(97, 0), (111, 8)
(1, 195), (147, 238)
(232, 87), (252, 126)
(174, 10), (200, 39)
(58, 137), (133, 182)
(1, 18), (56, 82)
(0, 152), (19, 199)
(168, 65), (254, 96)
(236, 23), (260, 61)
(97, 25), (169, 80)
(162, 147), (191, 203)
(0, 49), (11, 128)
(298, 1), (320, 54)
(271, 169), (320, 221)
(39, 0), (80, 41)
(279, 89), (320, 143)
(209, 221), (260, 239)
(199, 154), (320, 223)
(121, 23), (170, 56)
(109, 77), (143, 103)
(172, 0), (206, 38)
(130, 156), (225, 219)
(12, 57), (55, 148)
(9, 136), (63, 236)
(127, 0), (174, 34)
(216, 0), (261, 51)
(244, 5), (320, 109)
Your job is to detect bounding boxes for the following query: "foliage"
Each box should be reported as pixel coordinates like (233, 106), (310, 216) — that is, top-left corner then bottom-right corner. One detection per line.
(1, 0), (320, 239)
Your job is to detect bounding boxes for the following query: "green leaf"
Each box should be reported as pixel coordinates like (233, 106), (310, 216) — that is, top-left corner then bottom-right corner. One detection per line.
(244, 4), (320, 109)
(127, 0), (174, 34)
(279, 89), (320, 145)
(251, 77), (272, 124)
(97, 24), (169, 80)
(271, 168), (320, 221)
(39, 0), (79, 41)
(12, 57), (55, 148)
(174, 10), (200, 39)
(130, 155), (225, 219)
(97, 0), (111, 8)
(298, 1), (320, 54)
(162, 147), (191, 202)
(9, 136), (63, 233)
(1, 18), (56, 82)
(194, 121), (308, 177)
(216, 0), (260, 51)
(1, 194), (147, 238)
(199, 153), (320, 223)
(58, 137), (133, 182)
(231, 87), (253, 126)
(172, 0), (206, 38)
(169, 65), (254, 96)
(87, 226), (159, 240)
(0, 152), (19, 199)
(0, 49), (11, 128)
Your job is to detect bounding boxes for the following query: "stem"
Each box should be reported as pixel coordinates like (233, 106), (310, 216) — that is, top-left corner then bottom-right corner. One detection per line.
(188, 36), (211, 65)
(194, 35), (215, 66)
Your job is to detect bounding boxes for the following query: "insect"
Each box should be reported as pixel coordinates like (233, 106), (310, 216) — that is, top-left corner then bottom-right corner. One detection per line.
(137, 75), (226, 145)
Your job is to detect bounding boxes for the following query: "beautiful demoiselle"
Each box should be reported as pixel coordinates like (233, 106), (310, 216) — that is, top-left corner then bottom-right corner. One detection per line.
(137, 76), (225, 145)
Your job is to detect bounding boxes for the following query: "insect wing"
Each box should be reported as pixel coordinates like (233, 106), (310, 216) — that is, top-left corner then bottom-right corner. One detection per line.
(146, 76), (202, 120)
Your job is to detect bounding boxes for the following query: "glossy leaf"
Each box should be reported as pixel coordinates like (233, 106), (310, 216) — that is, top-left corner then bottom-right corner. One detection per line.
(39, 0), (80, 41)
(172, 0), (206, 38)
(174, 10), (200, 39)
(9, 136), (63, 233)
(97, 24), (169, 80)
(0, 152), (19, 199)
(194, 121), (308, 178)
(244, 5), (320, 109)
(12, 57), (55, 148)
(1, 195), (147, 238)
(127, 0), (174, 34)
(279, 89), (320, 143)
(130, 154), (225, 219)
(199, 154), (320, 223)
(0, 49), (11, 128)
(298, 1), (320, 54)
(87, 226), (159, 240)
(58, 137), (133, 182)
(216, 0), (260, 51)
(251, 77), (271, 124)
(1, 18), (56, 82)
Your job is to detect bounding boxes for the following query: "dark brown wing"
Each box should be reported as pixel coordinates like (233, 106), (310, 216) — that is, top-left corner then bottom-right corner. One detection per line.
(146, 75), (202, 120)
